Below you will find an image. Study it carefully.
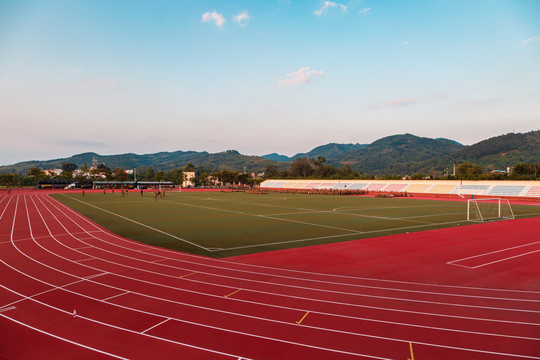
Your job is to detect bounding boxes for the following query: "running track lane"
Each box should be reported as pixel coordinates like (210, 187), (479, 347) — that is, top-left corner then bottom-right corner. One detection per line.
(0, 193), (538, 359)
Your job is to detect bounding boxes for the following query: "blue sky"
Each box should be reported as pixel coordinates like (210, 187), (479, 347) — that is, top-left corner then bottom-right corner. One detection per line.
(1, 0), (539, 165)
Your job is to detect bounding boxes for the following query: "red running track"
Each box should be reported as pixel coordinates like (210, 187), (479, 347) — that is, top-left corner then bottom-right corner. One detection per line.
(0, 193), (539, 359)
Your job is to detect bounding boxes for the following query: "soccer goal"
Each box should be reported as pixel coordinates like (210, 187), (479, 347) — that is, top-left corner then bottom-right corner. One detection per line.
(467, 198), (515, 222)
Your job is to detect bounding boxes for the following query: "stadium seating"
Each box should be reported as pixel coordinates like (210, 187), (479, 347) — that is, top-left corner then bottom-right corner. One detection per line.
(525, 186), (540, 197)
(384, 184), (408, 192)
(427, 185), (457, 194)
(332, 183), (351, 190)
(452, 184), (491, 196)
(366, 183), (387, 191)
(405, 184), (431, 193)
(488, 186), (526, 197)
(347, 183), (368, 190)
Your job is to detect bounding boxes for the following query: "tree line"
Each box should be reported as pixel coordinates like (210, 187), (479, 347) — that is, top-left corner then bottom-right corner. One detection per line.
(265, 157), (540, 181)
(1, 159), (539, 187)
(0, 162), (263, 187)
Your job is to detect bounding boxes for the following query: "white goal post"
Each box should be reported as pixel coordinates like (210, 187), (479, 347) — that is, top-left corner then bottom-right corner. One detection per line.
(467, 198), (515, 222)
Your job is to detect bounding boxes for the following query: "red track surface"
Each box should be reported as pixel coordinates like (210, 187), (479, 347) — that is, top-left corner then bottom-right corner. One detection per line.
(1, 192), (539, 359)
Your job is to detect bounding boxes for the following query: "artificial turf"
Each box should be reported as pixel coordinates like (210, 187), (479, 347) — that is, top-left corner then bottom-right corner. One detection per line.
(52, 191), (540, 258)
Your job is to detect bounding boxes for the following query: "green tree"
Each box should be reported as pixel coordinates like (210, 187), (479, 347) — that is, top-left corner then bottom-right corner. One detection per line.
(62, 162), (78, 173)
(264, 164), (279, 178)
(291, 158), (314, 178)
(27, 167), (46, 185)
(456, 162), (483, 177)
(113, 168), (129, 181)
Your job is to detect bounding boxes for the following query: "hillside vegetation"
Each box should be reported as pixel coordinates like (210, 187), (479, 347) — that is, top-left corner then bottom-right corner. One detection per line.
(1, 131), (538, 177)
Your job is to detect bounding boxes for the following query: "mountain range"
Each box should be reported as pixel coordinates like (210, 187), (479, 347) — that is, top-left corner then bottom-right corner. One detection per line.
(1, 131), (539, 176)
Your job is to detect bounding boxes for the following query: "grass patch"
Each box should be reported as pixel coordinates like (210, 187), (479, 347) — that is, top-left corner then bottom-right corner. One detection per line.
(52, 191), (540, 258)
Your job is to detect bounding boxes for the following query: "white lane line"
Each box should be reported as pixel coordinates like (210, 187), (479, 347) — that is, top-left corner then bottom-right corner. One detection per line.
(43, 195), (540, 307)
(51, 193), (540, 295)
(0, 313), (130, 360)
(26, 195), (540, 344)
(141, 318), (171, 334)
(2, 196), (246, 359)
(102, 292), (131, 302)
(8, 194), (540, 358)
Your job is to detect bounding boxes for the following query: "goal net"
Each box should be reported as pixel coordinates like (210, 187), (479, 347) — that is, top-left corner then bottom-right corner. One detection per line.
(467, 198), (515, 222)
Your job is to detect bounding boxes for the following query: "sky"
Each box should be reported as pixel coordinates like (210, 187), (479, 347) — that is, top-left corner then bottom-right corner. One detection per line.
(1, 0), (539, 166)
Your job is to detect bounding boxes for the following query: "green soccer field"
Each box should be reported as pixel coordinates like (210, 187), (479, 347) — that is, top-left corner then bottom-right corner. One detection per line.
(53, 191), (540, 258)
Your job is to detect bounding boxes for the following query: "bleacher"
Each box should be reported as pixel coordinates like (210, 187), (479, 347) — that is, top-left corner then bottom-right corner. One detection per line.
(525, 186), (540, 197)
(332, 183), (351, 190)
(452, 184), (491, 196)
(427, 185), (457, 194)
(366, 183), (387, 191)
(347, 183), (368, 190)
(488, 186), (526, 197)
(259, 180), (540, 199)
(384, 184), (408, 192)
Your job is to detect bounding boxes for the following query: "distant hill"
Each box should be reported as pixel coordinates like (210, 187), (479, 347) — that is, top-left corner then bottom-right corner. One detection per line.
(340, 134), (464, 174)
(2, 131), (538, 176)
(261, 153), (291, 162)
(440, 131), (540, 171)
(292, 143), (367, 161)
(0, 150), (273, 174)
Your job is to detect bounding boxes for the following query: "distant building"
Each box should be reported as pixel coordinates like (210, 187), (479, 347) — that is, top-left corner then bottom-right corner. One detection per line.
(43, 169), (62, 176)
(183, 171), (196, 187)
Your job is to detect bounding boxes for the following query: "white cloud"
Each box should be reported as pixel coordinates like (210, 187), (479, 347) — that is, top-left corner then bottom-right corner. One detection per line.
(278, 67), (325, 87)
(201, 11), (226, 28)
(520, 36), (540, 44)
(358, 7), (371, 15)
(233, 11), (250, 26)
(314, 1), (348, 16)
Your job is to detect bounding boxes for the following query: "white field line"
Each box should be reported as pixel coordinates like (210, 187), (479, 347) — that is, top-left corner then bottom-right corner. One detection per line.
(6, 205), (540, 360)
(217, 219), (467, 252)
(62, 195), (211, 252)
(50, 194), (540, 296)
(0, 313), (130, 360)
(41, 196), (540, 307)
(65, 193), (467, 251)
(32, 194), (538, 326)
(158, 197), (362, 234)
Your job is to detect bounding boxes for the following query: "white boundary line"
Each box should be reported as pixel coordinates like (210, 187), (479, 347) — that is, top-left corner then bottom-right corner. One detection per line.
(2, 194), (531, 358)
(62, 196), (211, 252)
(2, 195), (247, 360)
(54, 193), (540, 295)
(448, 240), (540, 269)
(29, 194), (540, 340)
(141, 318), (171, 334)
(0, 313), (130, 359)
(49, 194), (540, 303)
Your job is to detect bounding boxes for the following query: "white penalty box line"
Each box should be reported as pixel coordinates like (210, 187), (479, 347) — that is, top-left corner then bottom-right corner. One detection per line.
(447, 240), (540, 269)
